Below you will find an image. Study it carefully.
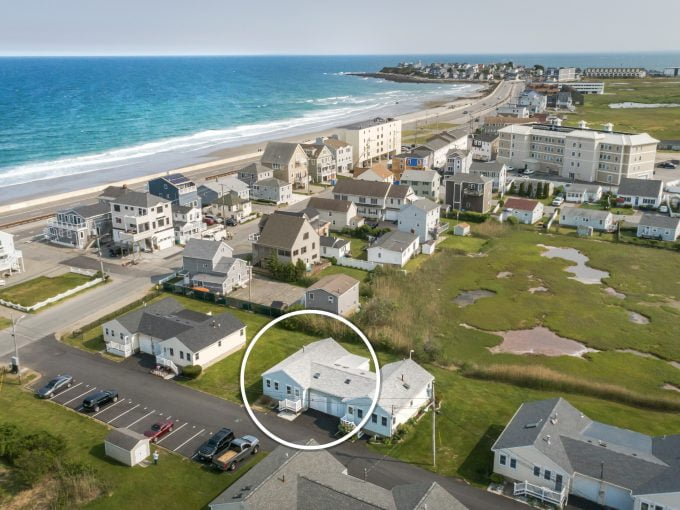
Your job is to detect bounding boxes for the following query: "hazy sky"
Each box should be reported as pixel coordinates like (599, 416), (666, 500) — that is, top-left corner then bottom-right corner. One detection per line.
(1, 0), (679, 56)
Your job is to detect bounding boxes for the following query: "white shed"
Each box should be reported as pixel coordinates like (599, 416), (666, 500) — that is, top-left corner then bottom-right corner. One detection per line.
(453, 223), (471, 236)
(105, 428), (150, 467)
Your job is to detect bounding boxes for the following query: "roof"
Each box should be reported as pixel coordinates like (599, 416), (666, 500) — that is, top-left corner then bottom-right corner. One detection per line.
(106, 428), (148, 449)
(213, 191), (248, 207)
(446, 173), (491, 185)
(333, 179), (391, 198)
(387, 184), (413, 200)
(401, 198), (440, 214)
(561, 208), (613, 222)
(321, 137), (351, 150)
(319, 235), (350, 249)
(638, 213), (680, 229)
(238, 162), (271, 177)
(373, 359), (434, 413)
(114, 189), (168, 208)
(112, 297), (244, 352)
(183, 238), (231, 261)
(371, 230), (419, 252)
(257, 177), (290, 189)
(566, 184), (602, 193)
(308, 197), (353, 213)
(203, 176), (250, 194)
(261, 142), (303, 165)
(473, 133), (499, 143)
(98, 185), (128, 201)
(617, 178), (664, 198)
(68, 202), (110, 218)
(504, 197), (541, 211)
(300, 143), (329, 159)
(470, 160), (507, 174)
(492, 398), (680, 496)
(308, 273), (359, 296)
(400, 169), (439, 184)
(339, 117), (399, 130)
(257, 213), (310, 250)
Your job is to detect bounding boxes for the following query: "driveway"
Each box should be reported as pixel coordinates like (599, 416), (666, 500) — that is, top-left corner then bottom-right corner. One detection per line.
(231, 275), (305, 308)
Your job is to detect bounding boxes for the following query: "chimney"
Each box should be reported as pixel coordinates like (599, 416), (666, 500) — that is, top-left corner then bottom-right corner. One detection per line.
(603, 122), (614, 132)
(578, 120), (588, 129)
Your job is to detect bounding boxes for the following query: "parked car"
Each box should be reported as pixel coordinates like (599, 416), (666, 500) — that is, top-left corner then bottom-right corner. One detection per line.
(82, 390), (118, 412)
(144, 420), (175, 443)
(203, 217), (215, 226)
(197, 428), (235, 462)
(506, 165), (514, 171)
(522, 169), (535, 176)
(225, 217), (237, 227)
(659, 161), (677, 169)
(36, 374), (74, 399)
(660, 205), (669, 213)
(212, 435), (259, 471)
(463, 110), (469, 114)
(551, 196), (565, 206)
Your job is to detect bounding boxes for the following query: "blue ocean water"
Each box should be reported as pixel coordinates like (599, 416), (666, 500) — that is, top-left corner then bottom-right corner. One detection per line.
(0, 52), (678, 190)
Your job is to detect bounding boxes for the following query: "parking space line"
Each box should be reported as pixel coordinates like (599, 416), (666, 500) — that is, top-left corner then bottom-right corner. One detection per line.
(157, 422), (187, 444)
(108, 404), (139, 424)
(63, 387), (96, 406)
(173, 429), (205, 452)
(125, 410), (155, 428)
(51, 382), (82, 398)
(93, 399), (123, 417)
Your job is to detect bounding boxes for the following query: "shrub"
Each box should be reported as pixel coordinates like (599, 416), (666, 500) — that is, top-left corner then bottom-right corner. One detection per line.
(446, 210), (489, 223)
(181, 365), (203, 379)
(505, 215), (519, 225)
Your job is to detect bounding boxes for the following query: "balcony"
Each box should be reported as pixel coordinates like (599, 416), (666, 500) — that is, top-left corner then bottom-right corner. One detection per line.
(431, 222), (449, 236)
(513, 481), (567, 508)
(46, 218), (89, 233)
(278, 398), (302, 414)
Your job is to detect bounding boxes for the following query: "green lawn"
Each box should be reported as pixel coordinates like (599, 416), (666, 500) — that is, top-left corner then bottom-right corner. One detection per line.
(0, 273), (94, 308)
(436, 234), (488, 253)
(579, 202), (635, 215)
(337, 235), (368, 259)
(562, 79), (680, 140)
(0, 381), (263, 510)
(316, 264), (370, 282)
(402, 122), (459, 145)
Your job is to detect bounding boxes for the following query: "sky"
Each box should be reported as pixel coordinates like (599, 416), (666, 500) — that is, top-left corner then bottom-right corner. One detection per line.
(1, 0), (679, 56)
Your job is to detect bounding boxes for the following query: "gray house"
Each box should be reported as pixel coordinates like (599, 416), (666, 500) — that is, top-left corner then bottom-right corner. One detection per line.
(617, 178), (664, 209)
(637, 214), (680, 241)
(251, 177), (293, 205)
(305, 273), (359, 317)
(237, 162), (273, 185)
(208, 440), (467, 510)
(45, 202), (112, 249)
(181, 238), (249, 294)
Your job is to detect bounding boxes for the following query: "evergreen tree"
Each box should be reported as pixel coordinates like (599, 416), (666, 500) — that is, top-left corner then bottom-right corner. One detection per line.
(527, 183), (534, 198)
(536, 182), (544, 199)
(509, 181), (517, 195)
(518, 182), (526, 196)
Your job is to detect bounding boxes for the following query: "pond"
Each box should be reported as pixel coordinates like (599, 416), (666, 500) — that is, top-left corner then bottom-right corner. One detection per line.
(538, 244), (610, 285)
(489, 326), (597, 357)
(609, 102), (680, 109)
(453, 289), (496, 307)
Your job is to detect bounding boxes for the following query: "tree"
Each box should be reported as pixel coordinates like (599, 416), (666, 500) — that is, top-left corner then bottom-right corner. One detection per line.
(518, 182), (526, 196)
(509, 181), (517, 195)
(294, 259), (307, 280)
(527, 183), (534, 198)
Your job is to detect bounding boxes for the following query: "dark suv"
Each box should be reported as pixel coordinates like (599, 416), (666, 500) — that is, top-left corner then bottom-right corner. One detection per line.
(82, 390), (118, 412)
(196, 427), (234, 462)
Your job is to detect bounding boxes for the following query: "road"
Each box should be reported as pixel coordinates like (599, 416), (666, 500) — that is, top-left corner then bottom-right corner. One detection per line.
(14, 335), (532, 510)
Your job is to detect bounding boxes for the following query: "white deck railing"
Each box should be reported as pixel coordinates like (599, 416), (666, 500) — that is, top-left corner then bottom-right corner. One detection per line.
(513, 481), (567, 507)
(155, 355), (179, 376)
(340, 414), (356, 430)
(278, 398), (302, 413)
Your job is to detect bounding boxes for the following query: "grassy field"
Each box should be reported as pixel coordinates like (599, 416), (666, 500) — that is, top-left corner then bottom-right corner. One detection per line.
(580, 202), (635, 215)
(402, 121), (459, 145)
(562, 79), (680, 140)
(338, 235), (368, 259)
(0, 380), (262, 510)
(0, 273), (93, 308)
(316, 264), (370, 282)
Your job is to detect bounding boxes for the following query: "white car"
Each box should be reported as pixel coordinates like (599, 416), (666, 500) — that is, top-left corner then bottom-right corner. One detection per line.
(522, 169), (535, 176)
(551, 197), (564, 206)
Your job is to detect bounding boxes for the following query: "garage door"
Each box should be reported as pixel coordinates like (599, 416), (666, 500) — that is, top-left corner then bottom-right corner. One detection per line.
(327, 400), (344, 418)
(309, 391), (326, 412)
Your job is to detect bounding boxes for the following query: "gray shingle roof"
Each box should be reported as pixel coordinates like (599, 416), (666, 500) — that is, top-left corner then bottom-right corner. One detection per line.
(333, 179), (391, 198)
(106, 428), (148, 450)
(339, 117), (397, 130)
(183, 238), (229, 260)
(372, 230), (419, 252)
(114, 189), (169, 208)
(257, 213), (310, 250)
(446, 174), (491, 185)
(373, 359), (434, 413)
(403, 198), (440, 213)
(261, 142), (302, 165)
(560, 208), (612, 222)
(308, 197), (353, 213)
(470, 160), (506, 174)
(617, 178), (663, 198)
(387, 184), (413, 200)
(473, 133), (499, 143)
(319, 236), (350, 250)
(257, 177), (290, 189)
(238, 162), (271, 177)
(400, 170), (439, 184)
(308, 273), (358, 296)
(639, 213), (680, 229)
(70, 202), (111, 218)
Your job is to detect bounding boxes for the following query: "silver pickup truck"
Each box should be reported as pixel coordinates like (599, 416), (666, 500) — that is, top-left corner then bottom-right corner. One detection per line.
(212, 435), (260, 471)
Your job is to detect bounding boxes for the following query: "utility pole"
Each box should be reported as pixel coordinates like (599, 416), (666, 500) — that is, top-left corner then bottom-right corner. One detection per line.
(95, 229), (105, 278)
(432, 379), (436, 467)
(10, 312), (24, 383)
(248, 264), (253, 309)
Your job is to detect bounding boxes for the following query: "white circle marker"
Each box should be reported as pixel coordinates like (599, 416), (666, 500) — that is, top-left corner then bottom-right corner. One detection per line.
(239, 309), (381, 451)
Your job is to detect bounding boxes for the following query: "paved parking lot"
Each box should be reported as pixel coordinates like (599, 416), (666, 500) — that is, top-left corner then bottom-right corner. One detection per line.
(42, 377), (220, 460)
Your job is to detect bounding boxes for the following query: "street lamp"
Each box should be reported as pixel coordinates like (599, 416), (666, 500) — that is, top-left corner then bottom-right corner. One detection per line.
(10, 312), (25, 382)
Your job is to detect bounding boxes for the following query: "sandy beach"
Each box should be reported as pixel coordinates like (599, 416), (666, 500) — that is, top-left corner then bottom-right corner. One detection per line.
(0, 80), (518, 219)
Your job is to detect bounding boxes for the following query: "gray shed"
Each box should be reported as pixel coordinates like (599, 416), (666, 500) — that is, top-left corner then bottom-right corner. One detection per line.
(105, 428), (150, 466)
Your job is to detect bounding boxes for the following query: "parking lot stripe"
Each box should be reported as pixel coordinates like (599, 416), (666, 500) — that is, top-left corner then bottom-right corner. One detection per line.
(107, 404), (139, 424)
(156, 422), (187, 444)
(51, 382), (82, 398)
(173, 429), (205, 452)
(125, 410), (155, 428)
(93, 399), (123, 417)
(63, 387), (96, 406)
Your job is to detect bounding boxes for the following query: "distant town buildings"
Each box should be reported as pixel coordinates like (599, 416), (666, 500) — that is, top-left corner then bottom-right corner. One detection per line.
(583, 67), (647, 78)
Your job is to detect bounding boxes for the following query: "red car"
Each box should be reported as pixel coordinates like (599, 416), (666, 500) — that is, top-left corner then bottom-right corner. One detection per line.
(144, 420), (174, 443)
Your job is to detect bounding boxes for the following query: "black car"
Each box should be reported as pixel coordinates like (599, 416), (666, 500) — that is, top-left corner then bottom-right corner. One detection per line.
(82, 390), (118, 412)
(196, 427), (234, 462)
(659, 161), (677, 169)
(225, 217), (237, 227)
(36, 374), (74, 399)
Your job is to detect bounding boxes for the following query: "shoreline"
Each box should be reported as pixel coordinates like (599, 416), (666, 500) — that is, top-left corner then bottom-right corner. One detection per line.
(348, 72), (496, 86)
(0, 81), (505, 216)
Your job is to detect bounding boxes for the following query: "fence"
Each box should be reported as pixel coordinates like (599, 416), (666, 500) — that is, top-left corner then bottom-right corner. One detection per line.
(0, 273), (104, 313)
(335, 257), (379, 271)
(513, 481), (567, 507)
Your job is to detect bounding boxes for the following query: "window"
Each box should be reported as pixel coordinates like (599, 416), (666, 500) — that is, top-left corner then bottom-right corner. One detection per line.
(544, 470), (551, 480)
(274, 381), (279, 390)
(120, 332), (124, 340)
(381, 416), (387, 427)
(169, 348), (174, 356)
(195, 352), (199, 360)
(105, 328), (109, 335)
(180, 351), (184, 360)
(303, 232), (309, 240)
(266, 379), (271, 388)
(294, 388), (300, 397)
(286, 385), (292, 395)
(533, 466), (540, 476)
(218, 340), (222, 347)
(114, 204), (120, 212)
(371, 413), (377, 423)
(499, 454), (507, 466)
(328, 296), (334, 303)
(309, 293), (314, 300)
(510, 458), (517, 469)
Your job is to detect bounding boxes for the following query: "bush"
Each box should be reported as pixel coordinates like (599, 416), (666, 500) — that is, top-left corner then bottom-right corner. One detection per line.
(446, 210), (489, 223)
(342, 225), (391, 241)
(181, 365), (202, 379)
(505, 215), (519, 225)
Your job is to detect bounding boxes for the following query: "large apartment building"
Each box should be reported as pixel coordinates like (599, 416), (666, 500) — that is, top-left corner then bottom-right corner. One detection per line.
(337, 117), (402, 168)
(497, 123), (659, 185)
(583, 67), (647, 78)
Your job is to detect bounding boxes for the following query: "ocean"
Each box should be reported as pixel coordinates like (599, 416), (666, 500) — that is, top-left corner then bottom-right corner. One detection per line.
(0, 52), (678, 198)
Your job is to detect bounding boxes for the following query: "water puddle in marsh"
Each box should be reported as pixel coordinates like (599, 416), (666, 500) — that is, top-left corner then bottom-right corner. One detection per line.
(538, 244), (609, 284)
(454, 289), (496, 307)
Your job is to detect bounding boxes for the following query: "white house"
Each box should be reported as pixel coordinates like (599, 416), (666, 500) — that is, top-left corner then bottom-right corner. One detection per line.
(307, 197), (364, 232)
(565, 184), (603, 204)
(262, 338), (433, 437)
(504, 197), (544, 224)
(110, 190), (175, 252)
(104, 428), (150, 467)
(0, 231), (24, 274)
(471, 133), (499, 162)
(492, 398), (680, 510)
(353, 164), (394, 183)
(172, 203), (204, 245)
(367, 230), (420, 267)
(399, 170), (441, 201)
(305, 274), (359, 317)
(397, 198), (444, 243)
(560, 208), (614, 232)
(319, 236), (351, 259)
(497, 104), (530, 118)
(444, 149), (472, 176)
(101, 297), (246, 373)
(317, 136), (354, 174)
(251, 177), (293, 205)
(637, 214), (680, 241)
(470, 160), (508, 194)
(617, 178), (664, 209)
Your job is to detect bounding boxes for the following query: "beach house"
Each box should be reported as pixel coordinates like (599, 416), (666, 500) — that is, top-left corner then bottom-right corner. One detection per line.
(251, 212), (320, 269)
(181, 239), (249, 295)
(337, 117), (402, 168)
(148, 173), (200, 207)
(301, 143), (337, 184)
(260, 142), (310, 189)
(45, 203), (112, 249)
(0, 231), (24, 274)
(110, 190), (175, 252)
(307, 197), (364, 231)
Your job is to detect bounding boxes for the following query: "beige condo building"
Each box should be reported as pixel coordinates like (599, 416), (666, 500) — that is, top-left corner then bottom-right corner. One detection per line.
(337, 117), (402, 168)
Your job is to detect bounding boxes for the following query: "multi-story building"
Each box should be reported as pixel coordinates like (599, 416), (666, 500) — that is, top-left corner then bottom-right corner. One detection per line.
(251, 177), (292, 205)
(316, 136), (354, 173)
(397, 198), (445, 243)
(148, 173), (200, 207)
(301, 143), (337, 184)
(561, 82), (604, 95)
(111, 190), (175, 252)
(497, 105), (530, 118)
(260, 142), (309, 189)
(181, 239), (249, 295)
(583, 67), (647, 78)
(399, 169), (441, 201)
(482, 116), (537, 136)
(546, 67), (576, 82)
(171, 204), (203, 245)
(45, 203), (111, 249)
(391, 147), (433, 174)
(0, 231), (24, 274)
(444, 149), (473, 175)
(497, 123), (659, 185)
(471, 133), (499, 162)
(332, 179), (415, 221)
(307, 197), (364, 231)
(251, 211), (320, 269)
(444, 174), (493, 213)
(664, 67), (680, 77)
(517, 90), (547, 114)
(236, 162), (273, 186)
(337, 117), (402, 168)
(470, 160), (508, 193)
